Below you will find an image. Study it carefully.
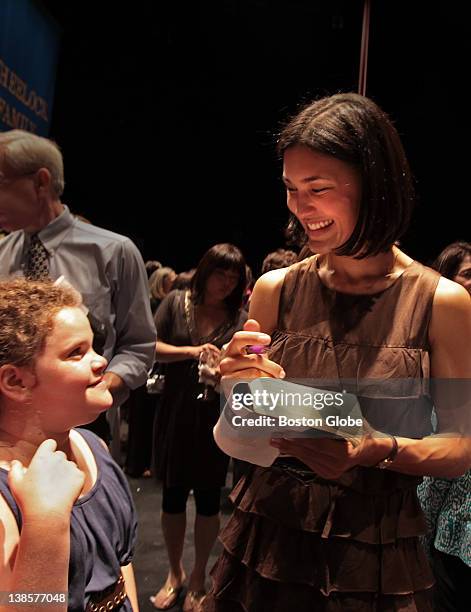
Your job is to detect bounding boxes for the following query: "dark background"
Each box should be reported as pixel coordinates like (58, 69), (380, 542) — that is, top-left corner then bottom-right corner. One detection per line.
(39, 0), (469, 275)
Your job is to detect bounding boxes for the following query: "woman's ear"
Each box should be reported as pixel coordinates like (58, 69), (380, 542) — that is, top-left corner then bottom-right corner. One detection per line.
(0, 364), (36, 403)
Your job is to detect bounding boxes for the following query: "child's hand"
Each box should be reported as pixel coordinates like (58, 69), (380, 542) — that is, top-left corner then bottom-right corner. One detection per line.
(8, 439), (85, 523)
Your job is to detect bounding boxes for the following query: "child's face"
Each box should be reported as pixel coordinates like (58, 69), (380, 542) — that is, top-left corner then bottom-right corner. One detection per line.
(31, 307), (113, 431)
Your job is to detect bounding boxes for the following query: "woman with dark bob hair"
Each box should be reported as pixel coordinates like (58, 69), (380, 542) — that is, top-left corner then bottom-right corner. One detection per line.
(204, 94), (471, 611)
(431, 241), (471, 295)
(151, 244), (247, 611)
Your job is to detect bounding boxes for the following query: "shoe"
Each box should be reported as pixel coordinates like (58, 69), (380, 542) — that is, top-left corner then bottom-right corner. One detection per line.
(183, 590), (206, 612)
(149, 582), (184, 610)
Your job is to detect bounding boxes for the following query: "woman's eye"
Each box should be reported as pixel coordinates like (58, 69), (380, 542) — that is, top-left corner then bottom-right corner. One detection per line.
(311, 187), (328, 194)
(68, 347), (83, 358)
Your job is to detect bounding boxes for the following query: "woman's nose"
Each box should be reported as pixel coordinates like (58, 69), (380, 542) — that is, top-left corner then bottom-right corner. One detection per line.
(293, 192), (313, 217)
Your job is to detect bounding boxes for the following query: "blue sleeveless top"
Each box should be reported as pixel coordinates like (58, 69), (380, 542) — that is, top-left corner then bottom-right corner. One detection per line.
(0, 428), (137, 611)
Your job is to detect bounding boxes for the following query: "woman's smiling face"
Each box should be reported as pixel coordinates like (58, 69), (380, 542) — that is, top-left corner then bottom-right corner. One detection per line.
(283, 145), (362, 255)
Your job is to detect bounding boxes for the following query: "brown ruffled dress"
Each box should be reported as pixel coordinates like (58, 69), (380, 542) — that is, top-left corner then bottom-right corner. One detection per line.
(203, 256), (440, 611)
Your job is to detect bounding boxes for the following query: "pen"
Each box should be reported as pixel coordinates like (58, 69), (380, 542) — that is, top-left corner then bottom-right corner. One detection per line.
(246, 344), (270, 355)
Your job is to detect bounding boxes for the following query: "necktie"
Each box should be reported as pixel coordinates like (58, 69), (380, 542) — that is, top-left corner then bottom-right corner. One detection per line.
(24, 234), (49, 280)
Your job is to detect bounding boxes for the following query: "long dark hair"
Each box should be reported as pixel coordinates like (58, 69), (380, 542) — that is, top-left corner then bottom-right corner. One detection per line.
(191, 243), (246, 316)
(431, 241), (471, 279)
(277, 93), (415, 258)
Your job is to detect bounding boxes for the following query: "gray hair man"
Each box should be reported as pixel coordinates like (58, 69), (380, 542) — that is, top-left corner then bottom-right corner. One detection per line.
(0, 129), (156, 460)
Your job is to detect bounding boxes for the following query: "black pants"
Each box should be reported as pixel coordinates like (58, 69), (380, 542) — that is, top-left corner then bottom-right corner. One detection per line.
(431, 546), (471, 611)
(162, 485), (221, 517)
(124, 385), (158, 477)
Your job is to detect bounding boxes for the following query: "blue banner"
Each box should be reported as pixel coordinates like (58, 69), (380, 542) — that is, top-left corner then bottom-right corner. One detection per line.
(0, 0), (61, 135)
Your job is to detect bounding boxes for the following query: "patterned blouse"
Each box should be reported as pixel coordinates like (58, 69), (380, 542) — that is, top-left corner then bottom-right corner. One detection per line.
(417, 470), (471, 567)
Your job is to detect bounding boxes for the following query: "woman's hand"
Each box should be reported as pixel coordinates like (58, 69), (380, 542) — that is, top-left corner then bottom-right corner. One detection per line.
(188, 343), (221, 361)
(8, 439), (85, 524)
(269, 432), (393, 480)
(220, 319), (286, 381)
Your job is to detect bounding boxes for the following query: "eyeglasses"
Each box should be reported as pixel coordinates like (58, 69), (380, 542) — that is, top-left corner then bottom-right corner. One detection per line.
(0, 170), (38, 187)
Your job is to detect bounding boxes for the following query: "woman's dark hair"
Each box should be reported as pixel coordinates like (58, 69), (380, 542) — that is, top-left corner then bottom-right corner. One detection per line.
(191, 243), (246, 315)
(261, 248), (298, 275)
(431, 241), (471, 279)
(277, 93), (415, 258)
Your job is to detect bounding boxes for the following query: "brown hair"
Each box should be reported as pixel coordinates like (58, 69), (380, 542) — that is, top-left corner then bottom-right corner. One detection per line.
(0, 278), (81, 368)
(261, 248), (298, 274)
(432, 241), (471, 280)
(277, 93), (415, 258)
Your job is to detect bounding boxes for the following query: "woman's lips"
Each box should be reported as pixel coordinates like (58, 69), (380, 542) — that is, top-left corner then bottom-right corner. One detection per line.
(306, 219), (334, 231)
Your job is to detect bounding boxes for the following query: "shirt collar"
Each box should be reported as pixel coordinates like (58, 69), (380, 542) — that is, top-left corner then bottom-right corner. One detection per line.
(33, 205), (74, 253)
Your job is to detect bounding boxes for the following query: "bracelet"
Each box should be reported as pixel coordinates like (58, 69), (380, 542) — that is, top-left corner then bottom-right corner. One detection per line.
(375, 434), (398, 469)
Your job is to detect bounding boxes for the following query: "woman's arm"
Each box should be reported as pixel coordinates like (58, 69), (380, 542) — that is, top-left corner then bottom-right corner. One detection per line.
(153, 292), (195, 363)
(153, 290), (219, 363)
(155, 341), (221, 363)
(121, 563), (139, 612)
(214, 270), (288, 464)
(155, 340), (202, 363)
(248, 268), (287, 333)
(388, 277), (471, 477)
(218, 269), (288, 383)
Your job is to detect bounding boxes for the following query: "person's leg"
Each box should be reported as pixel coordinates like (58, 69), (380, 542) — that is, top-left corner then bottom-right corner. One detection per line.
(184, 488), (221, 610)
(151, 486), (189, 609)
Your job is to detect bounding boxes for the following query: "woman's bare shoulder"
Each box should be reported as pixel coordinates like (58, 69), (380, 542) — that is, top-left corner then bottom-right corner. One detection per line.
(429, 276), (471, 377)
(431, 276), (471, 324)
(248, 266), (293, 334)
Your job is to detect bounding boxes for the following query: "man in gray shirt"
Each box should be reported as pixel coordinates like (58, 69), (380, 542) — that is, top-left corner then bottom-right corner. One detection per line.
(0, 129), (156, 460)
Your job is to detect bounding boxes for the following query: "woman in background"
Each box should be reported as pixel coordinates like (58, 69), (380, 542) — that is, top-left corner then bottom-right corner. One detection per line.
(417, 240), (471, 611)
(149, 266), (178, 314)
(151, 244), (247, 612)
(430, 241), (471, 295)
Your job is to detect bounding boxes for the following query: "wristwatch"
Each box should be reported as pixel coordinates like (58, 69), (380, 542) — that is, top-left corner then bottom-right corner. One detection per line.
(375, 434), (398, 469)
